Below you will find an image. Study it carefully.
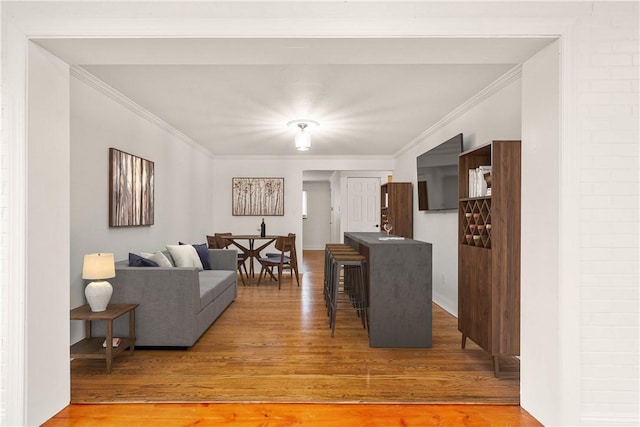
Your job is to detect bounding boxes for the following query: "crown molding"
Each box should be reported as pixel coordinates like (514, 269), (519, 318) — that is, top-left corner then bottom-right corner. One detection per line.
(394, 64), (523, 157)
(70, 65), (213, 158)
(212, 154), (395, 161)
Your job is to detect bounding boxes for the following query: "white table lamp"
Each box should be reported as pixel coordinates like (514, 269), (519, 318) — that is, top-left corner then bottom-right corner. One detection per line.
(82, 253), (116, 312)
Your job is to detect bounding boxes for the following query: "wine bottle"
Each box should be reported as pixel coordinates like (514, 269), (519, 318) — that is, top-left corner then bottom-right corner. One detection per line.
(260, 218), (266, 237)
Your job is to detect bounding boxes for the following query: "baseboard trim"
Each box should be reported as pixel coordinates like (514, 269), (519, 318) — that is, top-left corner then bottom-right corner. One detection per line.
(432, 294), (458, 319)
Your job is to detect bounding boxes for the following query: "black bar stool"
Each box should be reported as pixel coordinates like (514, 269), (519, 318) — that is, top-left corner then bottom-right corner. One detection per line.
(323, 244), (358, 311)
(325, 246), (368, 337)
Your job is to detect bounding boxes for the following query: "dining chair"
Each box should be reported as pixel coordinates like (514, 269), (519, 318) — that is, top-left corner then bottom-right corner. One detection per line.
(289, 233), (301, 280)
(206, 235), (220, 249)
(207, 233), (248, 286)
(266, 232), (297, 260)
(278, 233), (300, 285)
(256, 234), (300, 289)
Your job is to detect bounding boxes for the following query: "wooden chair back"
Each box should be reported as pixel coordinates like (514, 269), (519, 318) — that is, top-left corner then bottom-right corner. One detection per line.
(206, 235), (217, 249)
(274, 235), (293, 254)
(288, 234), (299, 269)
(257, 233), (300, 288)
(207, 233), (232, 249)
(216, 233), (233, 249)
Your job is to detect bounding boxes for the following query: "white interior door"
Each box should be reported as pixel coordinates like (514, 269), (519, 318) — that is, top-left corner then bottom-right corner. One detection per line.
(347, 177), (381, 232)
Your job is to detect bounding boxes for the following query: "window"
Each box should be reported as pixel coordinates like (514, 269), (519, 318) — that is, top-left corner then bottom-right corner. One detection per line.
(302, 190), (308, 219)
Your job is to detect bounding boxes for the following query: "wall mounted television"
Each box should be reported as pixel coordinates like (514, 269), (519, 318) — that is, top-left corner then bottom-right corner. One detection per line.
(416, 133), (463, 211)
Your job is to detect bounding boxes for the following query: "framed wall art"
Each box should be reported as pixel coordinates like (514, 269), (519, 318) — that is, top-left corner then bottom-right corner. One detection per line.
(109, 148), (154, 227)
(232, 177), (284, 216)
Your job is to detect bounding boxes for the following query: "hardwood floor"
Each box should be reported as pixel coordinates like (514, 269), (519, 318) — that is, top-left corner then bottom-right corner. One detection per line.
(45, 403), (542, 426)
(46, 250), (538, 425)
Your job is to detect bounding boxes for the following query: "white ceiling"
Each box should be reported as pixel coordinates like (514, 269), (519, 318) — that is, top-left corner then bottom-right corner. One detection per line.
(35, 37), (553, 157)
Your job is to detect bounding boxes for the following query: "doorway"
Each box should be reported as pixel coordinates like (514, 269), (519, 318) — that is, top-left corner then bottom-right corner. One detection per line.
(302, 181), (331, 250)
(346, 177), (381, 233)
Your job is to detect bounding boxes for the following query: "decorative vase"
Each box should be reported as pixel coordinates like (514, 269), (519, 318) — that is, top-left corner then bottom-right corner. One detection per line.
(85, 280), (113, 312)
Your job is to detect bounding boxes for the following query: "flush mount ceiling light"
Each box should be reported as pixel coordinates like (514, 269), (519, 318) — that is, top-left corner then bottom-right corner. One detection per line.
(287, 119), (319, 151)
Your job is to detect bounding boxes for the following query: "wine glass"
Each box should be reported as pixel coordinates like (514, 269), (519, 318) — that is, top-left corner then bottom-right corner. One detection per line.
(383, 223), (393, 236)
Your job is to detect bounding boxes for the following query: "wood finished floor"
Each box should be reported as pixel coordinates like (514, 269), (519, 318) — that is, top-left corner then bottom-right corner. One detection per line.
(49, 250), (539, 426)
(70, 250), (519, 404)
(45, 403), (541, 426)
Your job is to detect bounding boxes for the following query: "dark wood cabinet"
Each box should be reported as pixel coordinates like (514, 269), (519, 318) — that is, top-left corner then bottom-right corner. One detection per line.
(457, 140), (521, 377)
(380, 182), (413, 238)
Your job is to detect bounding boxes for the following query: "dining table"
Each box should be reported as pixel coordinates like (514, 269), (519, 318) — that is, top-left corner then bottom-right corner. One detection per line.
(225, 234), (278, 280)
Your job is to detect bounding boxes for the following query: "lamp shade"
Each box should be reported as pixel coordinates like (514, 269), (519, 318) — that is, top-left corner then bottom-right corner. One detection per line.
(82, 253), (115, 280)
(287, 119), (318, 151)
(295, 131), (311, 151)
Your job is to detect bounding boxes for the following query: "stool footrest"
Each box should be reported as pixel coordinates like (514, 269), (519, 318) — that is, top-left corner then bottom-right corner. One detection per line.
(324, 243), (369, 337)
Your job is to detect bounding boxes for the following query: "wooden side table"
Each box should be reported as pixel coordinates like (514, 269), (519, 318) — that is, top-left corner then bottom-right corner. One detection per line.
(70, 303), (138, 373)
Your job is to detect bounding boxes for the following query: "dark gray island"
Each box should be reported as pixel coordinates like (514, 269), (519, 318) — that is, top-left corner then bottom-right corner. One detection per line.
(344, 232), (432, 348)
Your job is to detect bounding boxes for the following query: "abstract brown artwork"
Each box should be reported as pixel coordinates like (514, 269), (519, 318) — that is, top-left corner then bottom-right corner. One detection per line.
(232, 177), (284, 216)
(109, 148), (154, 227)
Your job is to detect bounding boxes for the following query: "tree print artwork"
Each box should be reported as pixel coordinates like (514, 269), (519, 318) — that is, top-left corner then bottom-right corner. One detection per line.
(232, 178), (284, 216)
(109, 148), (154, 227)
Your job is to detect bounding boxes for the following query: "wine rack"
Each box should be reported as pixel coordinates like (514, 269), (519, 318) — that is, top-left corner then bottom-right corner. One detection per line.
(460, 198), (492, 248)
(457, 140), (521, 377)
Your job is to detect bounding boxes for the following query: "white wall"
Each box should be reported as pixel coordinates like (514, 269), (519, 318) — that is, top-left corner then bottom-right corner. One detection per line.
(210, 157), (394, 270)
(70, 72), (215, 344)
(2, 2), (638, 427)
(568, 4), (639, 424)
(330, 172), (342, 243)
(393, 74), (522, 316)
(25, 42), (71, 427)
(211, 157), (304, 271)
(302, 181), (331, 250)
(521, 40), (561, 425)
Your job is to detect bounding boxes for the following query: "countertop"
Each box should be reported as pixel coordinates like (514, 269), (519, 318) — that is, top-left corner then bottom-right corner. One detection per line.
(344, 232), (428, 246)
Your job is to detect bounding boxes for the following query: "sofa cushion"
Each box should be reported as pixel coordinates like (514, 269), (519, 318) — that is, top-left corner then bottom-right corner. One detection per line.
(128, 253), (159, 267)
(141, 251), (173, 267)
(198, 270), (236, 310)
(166, 244), (203, 270)
(162, 250), (176, 266)
(179, 242), (211, 270)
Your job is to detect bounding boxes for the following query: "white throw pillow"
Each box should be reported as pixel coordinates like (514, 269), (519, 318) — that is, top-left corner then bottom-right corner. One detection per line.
(166, 244), (203, 271)
(141, 251), (173, 268)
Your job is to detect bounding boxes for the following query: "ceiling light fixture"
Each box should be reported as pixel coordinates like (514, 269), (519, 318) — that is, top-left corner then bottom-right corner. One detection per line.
(287, 119), (319, 151)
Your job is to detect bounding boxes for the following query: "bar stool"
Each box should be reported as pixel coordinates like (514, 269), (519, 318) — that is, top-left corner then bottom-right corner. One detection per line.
(329, 251), (368, 335)
(323, 244), (358, 310)
(325, 246), (368, 337)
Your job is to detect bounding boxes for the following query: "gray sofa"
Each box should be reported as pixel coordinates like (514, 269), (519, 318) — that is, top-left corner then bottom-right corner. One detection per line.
(92, 249), (238, 347)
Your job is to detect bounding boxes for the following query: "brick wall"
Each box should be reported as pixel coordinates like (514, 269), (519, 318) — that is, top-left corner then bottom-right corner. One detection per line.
(573, 2), (639, 423)
(1, 0), (7, 413)
(0, 135), (7, 426)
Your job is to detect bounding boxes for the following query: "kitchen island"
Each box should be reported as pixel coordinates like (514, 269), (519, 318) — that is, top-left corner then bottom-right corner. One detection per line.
(344, 232), (432, 347)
